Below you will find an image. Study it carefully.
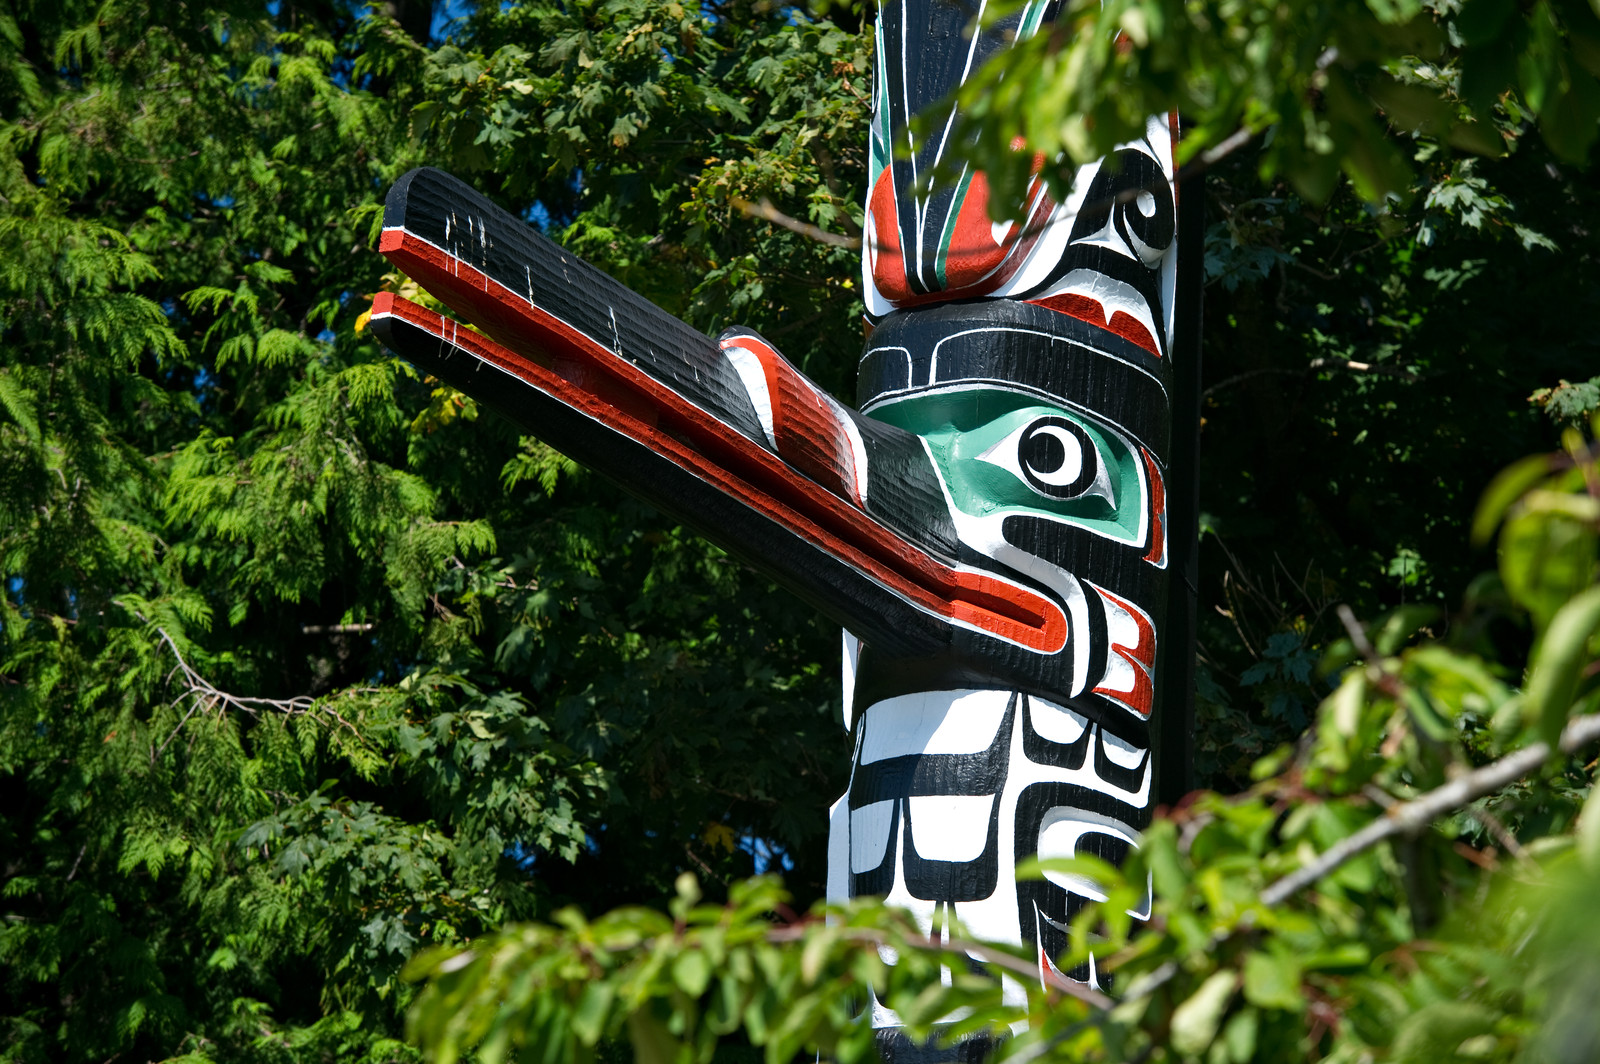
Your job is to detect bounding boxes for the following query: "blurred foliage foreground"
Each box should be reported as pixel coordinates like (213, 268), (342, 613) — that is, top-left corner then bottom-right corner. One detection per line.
(1, 0), (1599, 1063)
(413, 425), (1600, 1064)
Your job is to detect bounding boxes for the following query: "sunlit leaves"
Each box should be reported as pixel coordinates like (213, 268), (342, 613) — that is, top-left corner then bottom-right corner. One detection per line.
(2, 2), (861, 1059)
(928, 0), (1600, 208)
(5, 0), (1599, 1061)
(405, 876), (1027, 1064)
(1475, 425), (1600, 635)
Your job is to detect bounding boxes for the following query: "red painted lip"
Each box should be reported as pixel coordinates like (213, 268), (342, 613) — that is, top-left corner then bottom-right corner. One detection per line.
(372, 228), (1070, 655)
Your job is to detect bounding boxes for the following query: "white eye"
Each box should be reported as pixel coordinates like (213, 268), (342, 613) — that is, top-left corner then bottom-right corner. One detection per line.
(978, 416), (1116, 504)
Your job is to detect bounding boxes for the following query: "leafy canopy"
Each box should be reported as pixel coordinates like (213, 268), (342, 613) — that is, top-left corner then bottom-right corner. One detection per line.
(1, 0), (1599, 1062)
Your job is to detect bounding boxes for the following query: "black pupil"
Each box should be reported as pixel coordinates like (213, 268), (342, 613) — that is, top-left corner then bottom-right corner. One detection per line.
(1023, 430), (1065, 475)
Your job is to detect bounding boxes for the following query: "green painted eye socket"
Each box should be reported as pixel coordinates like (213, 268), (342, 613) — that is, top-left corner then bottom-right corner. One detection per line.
(869, 388), (1147, 545)
(977, 415), (1115, 504)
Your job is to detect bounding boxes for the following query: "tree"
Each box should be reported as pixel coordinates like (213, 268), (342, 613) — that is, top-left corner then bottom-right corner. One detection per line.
(1, 1), (862, 1058)
(1, 1), (1597, 1064)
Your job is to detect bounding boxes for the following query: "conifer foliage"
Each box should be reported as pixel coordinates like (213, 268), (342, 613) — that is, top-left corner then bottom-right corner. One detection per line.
(3, 0), (1599, 1062)
(0, 2), (866, 1058)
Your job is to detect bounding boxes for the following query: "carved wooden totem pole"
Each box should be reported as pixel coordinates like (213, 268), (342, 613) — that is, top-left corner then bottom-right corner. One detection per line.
(370, 0), (1200, 1050)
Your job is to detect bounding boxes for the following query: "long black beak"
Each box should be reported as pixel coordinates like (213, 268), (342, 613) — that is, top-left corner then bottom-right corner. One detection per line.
(370, 168), (1067, 665)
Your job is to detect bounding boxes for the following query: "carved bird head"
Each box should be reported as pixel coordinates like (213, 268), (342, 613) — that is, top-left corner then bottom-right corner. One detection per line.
(370, 164), (1175, 751)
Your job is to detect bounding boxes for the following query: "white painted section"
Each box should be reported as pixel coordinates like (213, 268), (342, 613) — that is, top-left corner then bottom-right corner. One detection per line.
(1035, 807), (1140, 902)
(850, 800), (897, 873)
(1102, 593), (1140, 652)
(1101, 729), (1148, 770)
(1041, 268), (1163, 352)
(907, 795), (995, 862)
(1028, 697), (1088, 745)
(826, 793), (850, 910)
(863, 215), (894, 317)
(848, 690), (1157, 1027)
(841, 629), (861, 732)
(722, 343), (778, 450)
(859, 688), (1012, 763)
(1098, 653), (1136, 695)
(990, 158), (1102, 299)
(1148, 115), (1181, 350)
(990, 216), (1012, 248)
(974, 419), (1116, 508)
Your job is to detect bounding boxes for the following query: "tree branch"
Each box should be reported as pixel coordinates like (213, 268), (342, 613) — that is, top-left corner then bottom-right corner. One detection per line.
(1260, 711), (1600, 905)
(146, 625), (365, 753)
(946, 934), (1115, 1011)
(1174, 126), (1257, 188)
(1090, 711), (1600, 1009)
(1203, 357), (1420, 398)
(731, 197), (862, 249)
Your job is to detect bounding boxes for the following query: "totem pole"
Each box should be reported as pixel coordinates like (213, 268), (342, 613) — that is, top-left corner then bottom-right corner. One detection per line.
(369, 0), (1200, 1049)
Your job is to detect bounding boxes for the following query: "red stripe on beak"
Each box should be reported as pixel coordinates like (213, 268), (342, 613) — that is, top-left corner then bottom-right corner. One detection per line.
(370, 288), (1069, 655)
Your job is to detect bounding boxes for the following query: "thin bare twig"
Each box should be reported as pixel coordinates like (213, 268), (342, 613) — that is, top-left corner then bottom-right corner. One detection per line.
(1204, 357), (1420, 399)
(143, 625), (365, 751)
(153, 697), (207, 761)
(732, 197), (862, 248)
(1089, 710), (1600, 1008)
(1337, 603), (1375, 658)
(154, 626), (319, 716)
(1467, 804), (1532, 866)
(1260, 711), (1600, 905)
(683, 842), (717, 880)
(947, 934), (1115, 1010)
(1174, 126), (1256, 186)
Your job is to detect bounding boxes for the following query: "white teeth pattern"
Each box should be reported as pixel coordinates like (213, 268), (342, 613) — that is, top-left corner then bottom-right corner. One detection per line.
(1100, 729), (1148, 770)
(828, 689), (1152, 1018)
(1028, 698), (1088, 745)
(850, 800), (897, 873)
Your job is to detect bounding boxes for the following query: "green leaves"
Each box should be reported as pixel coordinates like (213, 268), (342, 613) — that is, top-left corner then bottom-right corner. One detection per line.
(1241, 950), (1302, 1012)
(2, 3), (866, 1058)
(1169, 971), (1237, 1057)
(2, 0), (1598, 1062)
(934, 0), (1600, 207)
(406, 880), (1038, 1064)
(1524, 585), (1600, 744)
